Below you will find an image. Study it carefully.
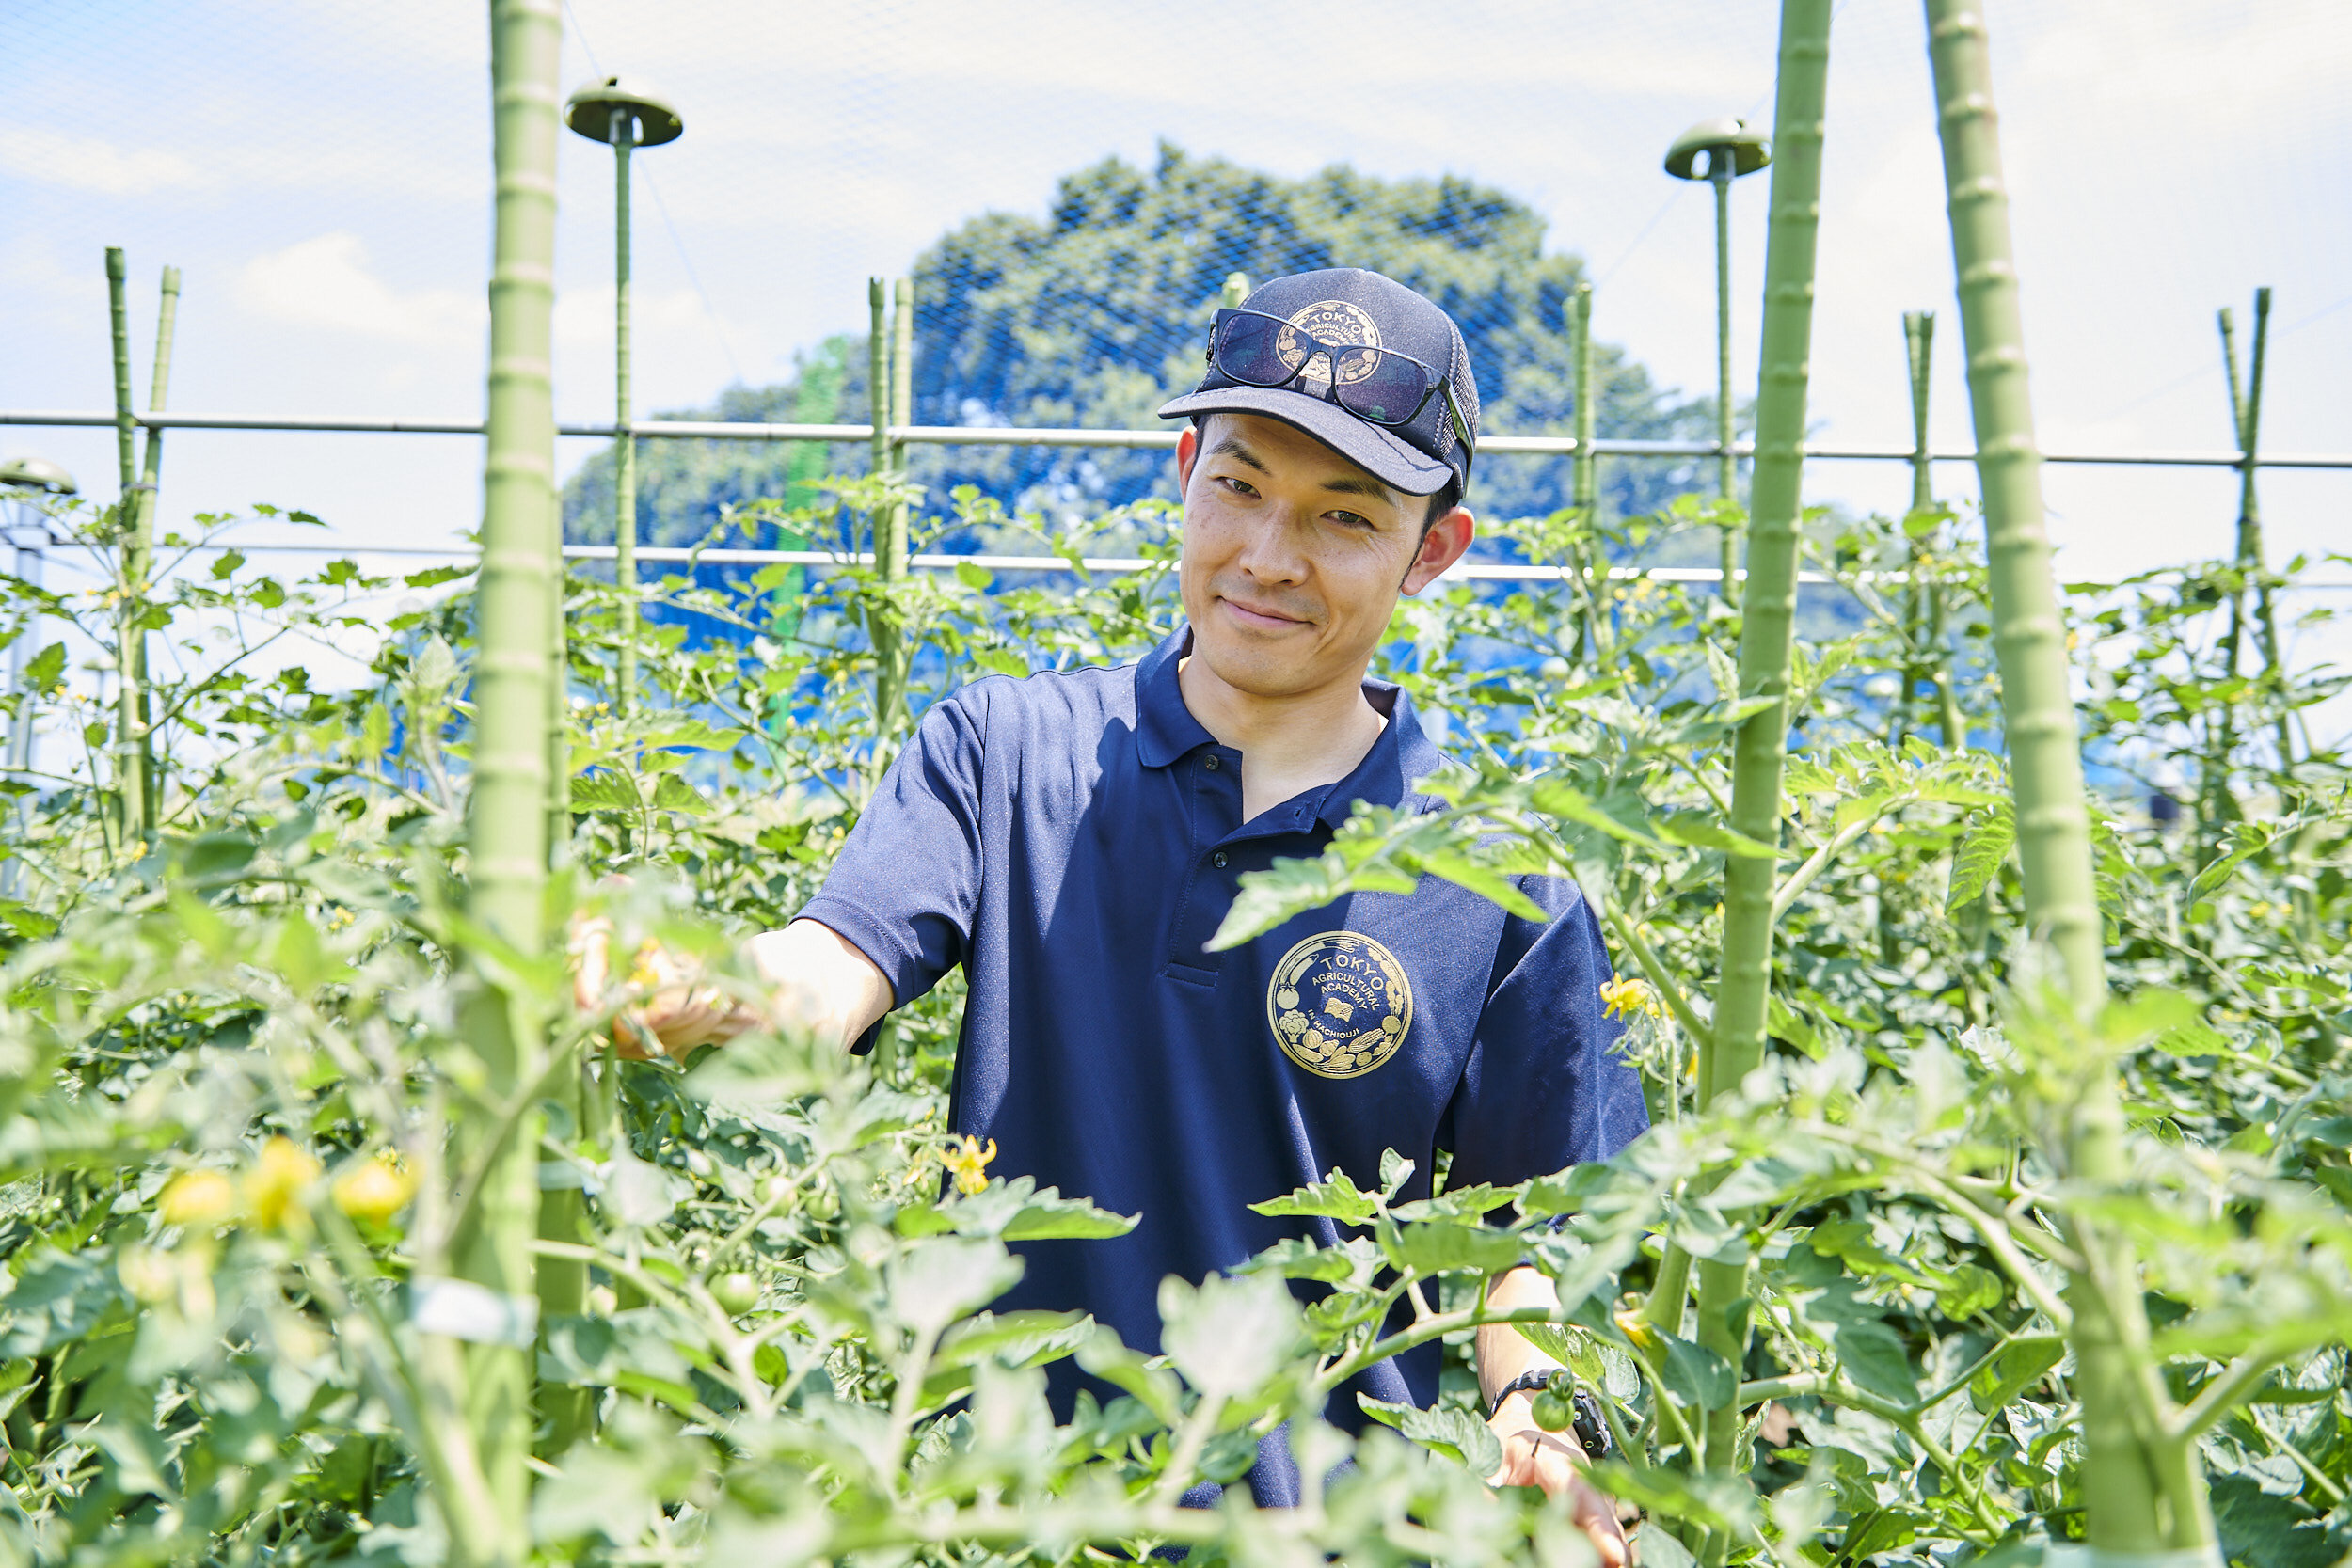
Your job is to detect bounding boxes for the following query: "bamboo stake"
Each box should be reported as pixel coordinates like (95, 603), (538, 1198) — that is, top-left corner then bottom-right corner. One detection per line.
(1573, 282), (1597, 517)
(1220, 272), (1250, 309)
(103, 250), (146, 847)
(1692, 0), (1833, 1538)
(1572, 281), (1609, 660)
(116, 266), (179, 842)
(106, 251), (135, 499)
(2220, 290), (2291, 768)
(1924, 4), (2214, 1558)
(453, 0), (560, 1555)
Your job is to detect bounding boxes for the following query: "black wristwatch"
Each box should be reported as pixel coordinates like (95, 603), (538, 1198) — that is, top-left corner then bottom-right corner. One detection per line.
(1487, 1370), (1613, 1461)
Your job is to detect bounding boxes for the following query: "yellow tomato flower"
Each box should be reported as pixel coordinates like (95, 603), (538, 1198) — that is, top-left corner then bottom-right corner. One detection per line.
(244, 1137), (322, 1232)
(1613, 1309), (1656, 1351)
(1599, 975), (1662, 1021)
(331, 1152), (416, 1224)
(628, 940), (665, 992)
(938, 1135), (998, 1196)
(160, 1169), (238, 1229)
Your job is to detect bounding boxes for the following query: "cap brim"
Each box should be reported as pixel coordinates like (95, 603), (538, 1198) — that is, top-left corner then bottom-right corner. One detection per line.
(1157, 387), (1454, 496)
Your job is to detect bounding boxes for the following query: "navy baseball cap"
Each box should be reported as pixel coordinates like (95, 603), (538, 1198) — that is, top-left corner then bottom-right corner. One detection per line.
(1159, 267), (1480, 499)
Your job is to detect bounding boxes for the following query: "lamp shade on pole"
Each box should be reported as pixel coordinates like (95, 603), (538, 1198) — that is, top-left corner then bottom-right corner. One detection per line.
(563, 77), (683, 146)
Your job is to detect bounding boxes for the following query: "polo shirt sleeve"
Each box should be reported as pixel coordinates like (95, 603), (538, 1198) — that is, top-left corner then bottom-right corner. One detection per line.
(795, 691), (987, 1031)
(1441, 875), (1649, 1191)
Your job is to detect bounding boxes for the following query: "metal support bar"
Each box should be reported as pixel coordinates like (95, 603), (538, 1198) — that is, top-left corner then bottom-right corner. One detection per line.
(4, 409), (2346, 468)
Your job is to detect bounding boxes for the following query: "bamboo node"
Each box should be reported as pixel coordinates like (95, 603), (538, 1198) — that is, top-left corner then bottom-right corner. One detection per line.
(1958, 260), (2015, 287)
(1929, 11), (1988, 42)
(1939, 92), (1996, 124)
(1949, 175), (2005, 203)
(1966, 345), (2027, 372)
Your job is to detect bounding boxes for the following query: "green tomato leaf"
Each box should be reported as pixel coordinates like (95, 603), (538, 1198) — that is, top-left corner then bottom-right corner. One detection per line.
(1833, 1319), (1918, 1402)
(1250, 1166), (1376, 1227)
(1946, 802), (2014, 911)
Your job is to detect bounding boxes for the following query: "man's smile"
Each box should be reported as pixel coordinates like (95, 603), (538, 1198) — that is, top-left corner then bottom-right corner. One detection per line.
(1216, 593), (1313, 631)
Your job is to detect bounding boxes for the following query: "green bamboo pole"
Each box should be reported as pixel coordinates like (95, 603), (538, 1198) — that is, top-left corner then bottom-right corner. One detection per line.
(2220, 290), (2290, 768)
(103, 250), (145, 847)
(612, 108), (639, 717)
(119, 266), (179, 839)
(1573, 282), (1597, 517)
(106, 251), (135, 500)
(1571, 281), (1609, 661)
(866, 277), (907, 735)
(888, 274), (914, 578)
(1924, 4), (2213, 1558)
(1220, 272), (1250, 309)
(453, 0), (560, 1556)
(1691, 1), (1832, 1536)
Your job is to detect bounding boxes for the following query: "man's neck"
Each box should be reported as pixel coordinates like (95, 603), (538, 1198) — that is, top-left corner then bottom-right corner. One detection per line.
(1177, 651), (1388, 821)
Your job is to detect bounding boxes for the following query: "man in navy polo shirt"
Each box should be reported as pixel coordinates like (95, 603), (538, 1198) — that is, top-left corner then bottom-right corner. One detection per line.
(595, 269), (1646, 1558)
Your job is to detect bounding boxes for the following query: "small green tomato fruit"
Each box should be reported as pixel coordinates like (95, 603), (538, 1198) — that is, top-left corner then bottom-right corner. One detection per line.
(1528, 1388), (1573, 1433)
(712, 1272), (759, 1317)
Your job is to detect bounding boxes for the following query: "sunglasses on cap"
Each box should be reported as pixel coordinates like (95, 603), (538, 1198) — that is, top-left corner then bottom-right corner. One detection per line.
(1206, 308), (1475, 479)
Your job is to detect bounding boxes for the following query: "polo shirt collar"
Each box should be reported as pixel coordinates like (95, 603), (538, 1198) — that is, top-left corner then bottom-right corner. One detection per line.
(1134, 625), (1447, 826)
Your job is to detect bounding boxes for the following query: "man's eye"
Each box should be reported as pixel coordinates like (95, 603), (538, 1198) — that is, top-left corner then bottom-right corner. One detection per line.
(1328, 511), (1373, 530)
(1217, 475), (1259, 498)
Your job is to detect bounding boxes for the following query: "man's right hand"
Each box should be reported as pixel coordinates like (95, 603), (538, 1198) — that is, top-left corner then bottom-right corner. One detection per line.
(568, 914), (747, 1060)
(569, 915), (895, 1060)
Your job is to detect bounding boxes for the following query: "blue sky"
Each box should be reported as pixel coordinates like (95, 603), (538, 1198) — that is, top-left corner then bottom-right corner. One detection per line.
(5, 1), (2347, 680)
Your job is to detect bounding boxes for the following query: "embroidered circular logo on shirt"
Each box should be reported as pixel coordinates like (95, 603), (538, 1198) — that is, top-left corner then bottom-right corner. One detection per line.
(1277, 298), (1384, 389)
(1267, 930), (1412, 1080)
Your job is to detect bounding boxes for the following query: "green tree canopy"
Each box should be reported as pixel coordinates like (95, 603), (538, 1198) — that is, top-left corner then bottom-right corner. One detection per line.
(565, 142), (1713, 548)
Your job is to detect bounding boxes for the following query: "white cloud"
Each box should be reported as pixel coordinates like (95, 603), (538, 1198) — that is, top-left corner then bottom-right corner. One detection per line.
(235, 232), (482, 346)
(0, 129), (203, 197)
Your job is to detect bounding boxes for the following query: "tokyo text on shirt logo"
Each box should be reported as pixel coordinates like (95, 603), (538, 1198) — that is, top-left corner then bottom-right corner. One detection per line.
(1267, 930), (1413, 1080)
(1276, 299), (1384, 389)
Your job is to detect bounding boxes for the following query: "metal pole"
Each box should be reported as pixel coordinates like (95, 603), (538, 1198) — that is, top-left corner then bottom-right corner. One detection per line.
(612, 105), (639, 715)
(1712, 152), (1739, 606)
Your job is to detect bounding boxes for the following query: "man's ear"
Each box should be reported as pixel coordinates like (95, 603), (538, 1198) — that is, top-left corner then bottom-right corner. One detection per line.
(1401, 504), (1475, 596)
(1174, 423), (1199, 495)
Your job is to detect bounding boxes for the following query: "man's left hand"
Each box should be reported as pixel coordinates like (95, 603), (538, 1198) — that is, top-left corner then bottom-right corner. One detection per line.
(1486, 1394), (1629, 1567)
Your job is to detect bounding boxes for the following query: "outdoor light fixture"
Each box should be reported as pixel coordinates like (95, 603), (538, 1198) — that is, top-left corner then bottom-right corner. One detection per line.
(564, 76), (683, 715)
(0, 457), (77, 497)
(1665, 116), (1770, 599)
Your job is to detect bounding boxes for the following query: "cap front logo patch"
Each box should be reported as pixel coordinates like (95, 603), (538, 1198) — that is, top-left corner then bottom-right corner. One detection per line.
(1277, 299), (1383, 388)
(1268, 930), (1412, 1080)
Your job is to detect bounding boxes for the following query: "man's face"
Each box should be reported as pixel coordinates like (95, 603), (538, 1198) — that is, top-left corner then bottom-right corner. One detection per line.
(1175, 412), (1469, 701)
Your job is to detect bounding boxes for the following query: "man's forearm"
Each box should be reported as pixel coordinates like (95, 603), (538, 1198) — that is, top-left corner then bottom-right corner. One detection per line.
(1475, 1264), (1563, 1411)
(738, 918), (895, 1053)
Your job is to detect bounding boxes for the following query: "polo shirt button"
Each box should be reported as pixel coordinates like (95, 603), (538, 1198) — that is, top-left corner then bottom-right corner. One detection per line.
(1204, 755), (1220, 771)
(1212, 851), (1230, 869)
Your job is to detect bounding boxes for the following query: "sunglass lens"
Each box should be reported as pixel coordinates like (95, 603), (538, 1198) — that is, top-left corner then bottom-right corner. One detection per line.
(1215, 313), (1292, 386)
(1337, 353), (1432, 425)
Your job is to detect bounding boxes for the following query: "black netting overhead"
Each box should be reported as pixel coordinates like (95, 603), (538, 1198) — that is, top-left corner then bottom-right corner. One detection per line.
(564, 144), (1718, 554)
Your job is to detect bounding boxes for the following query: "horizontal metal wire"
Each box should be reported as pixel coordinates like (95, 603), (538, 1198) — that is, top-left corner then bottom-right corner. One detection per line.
(11, 533), (2343, 589)
(4, 408), (2347, 469)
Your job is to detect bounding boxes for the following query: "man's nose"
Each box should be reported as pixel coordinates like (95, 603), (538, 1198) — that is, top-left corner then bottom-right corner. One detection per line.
(1232, 509), (1311, 585)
